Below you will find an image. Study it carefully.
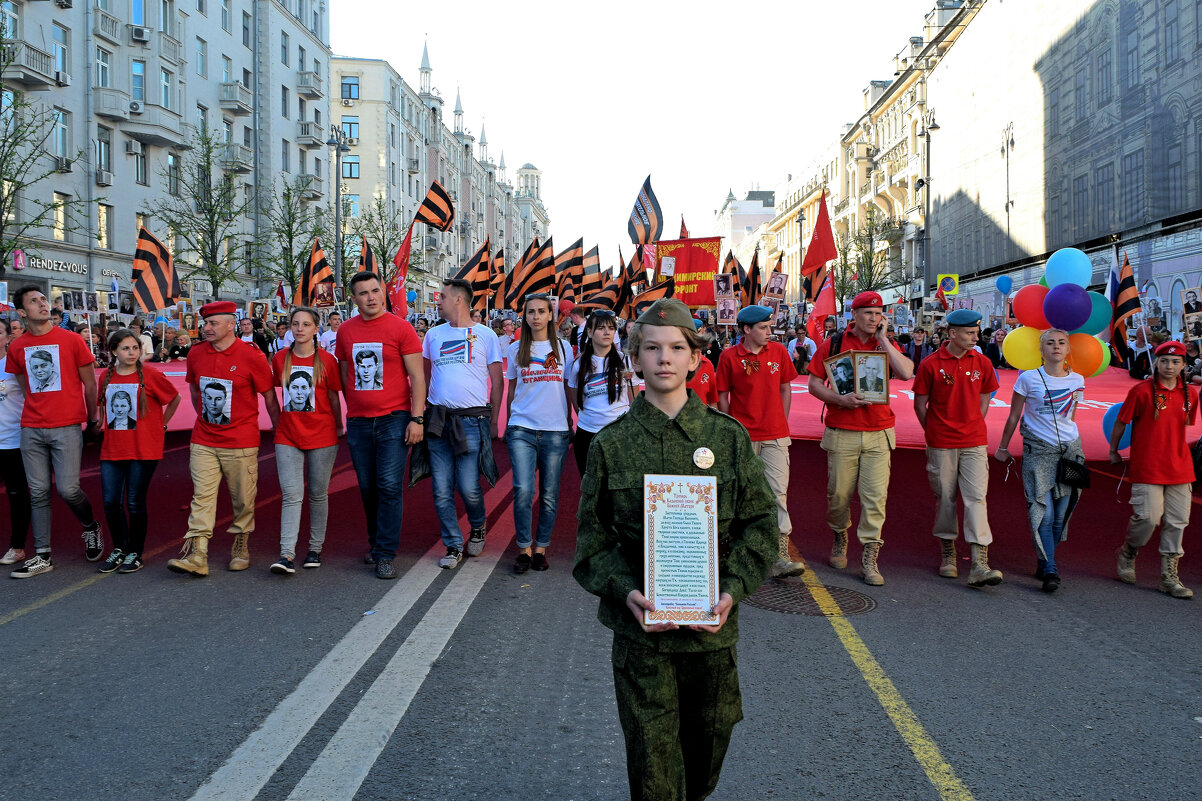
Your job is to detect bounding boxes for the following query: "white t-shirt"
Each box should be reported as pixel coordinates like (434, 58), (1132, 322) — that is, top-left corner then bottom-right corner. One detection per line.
(423, 323), (502, 408)
(0, 356), (26, 449)
(505, 339), (570, 431)
(319, 329), (338, 355)
(567, 352), (632, 433)
(1013, 367), (1085, 445)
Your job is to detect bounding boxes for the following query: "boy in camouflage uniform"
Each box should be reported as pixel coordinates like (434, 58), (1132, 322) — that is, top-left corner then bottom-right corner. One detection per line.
(574, 299), (777, 801)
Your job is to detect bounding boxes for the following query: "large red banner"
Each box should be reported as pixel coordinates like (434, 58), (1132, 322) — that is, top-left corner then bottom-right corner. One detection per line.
(655, 237), (720, 307)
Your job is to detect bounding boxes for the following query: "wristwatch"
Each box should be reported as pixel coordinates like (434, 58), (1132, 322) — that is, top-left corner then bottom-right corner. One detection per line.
(411, 415), (425, 425)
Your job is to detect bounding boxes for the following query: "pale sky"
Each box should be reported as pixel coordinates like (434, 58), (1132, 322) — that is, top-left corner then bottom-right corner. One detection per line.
(332, 0), (937, 268)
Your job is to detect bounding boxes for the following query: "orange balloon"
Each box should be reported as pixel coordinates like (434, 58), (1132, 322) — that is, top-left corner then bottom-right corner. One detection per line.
(1068, 333), (1103, 376)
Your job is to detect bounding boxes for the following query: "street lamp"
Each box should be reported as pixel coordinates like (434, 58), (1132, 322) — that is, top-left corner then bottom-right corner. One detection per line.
(795, 208), (805, 318)
(917, 110), (939, 294)
(325, 125), (352, 285)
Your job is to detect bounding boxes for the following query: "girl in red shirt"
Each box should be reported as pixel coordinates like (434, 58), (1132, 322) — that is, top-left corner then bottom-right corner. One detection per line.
(97, 330), (181, 574)
(270, 307), (343, 575)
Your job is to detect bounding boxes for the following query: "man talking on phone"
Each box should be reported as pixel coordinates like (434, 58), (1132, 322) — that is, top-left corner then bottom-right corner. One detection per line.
(806, 292), (913, 586)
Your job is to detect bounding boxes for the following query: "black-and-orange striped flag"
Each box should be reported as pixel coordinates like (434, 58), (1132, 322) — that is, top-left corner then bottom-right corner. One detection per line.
(131, 226), (181, 313)
(415, 180), (454, 232)
(293, 237), (334, 307)
(625, 246), (648, 295)
(804, 265), (828, 303)
(357, 234), (379, 276)
(504, 239), (537, 311)
(628, 176), (663, 245)
(454, 238), (492, 312)
(507, 237), (555, 310)
(577, 273), (626, 313)
(1110, 252), (1140, 362)
(554, 238), (584, 304)
(488, 247), (506, 308)
(741, 247), (762, 307)
(579, 246), (602, 300)
(628, 278), (675, 319)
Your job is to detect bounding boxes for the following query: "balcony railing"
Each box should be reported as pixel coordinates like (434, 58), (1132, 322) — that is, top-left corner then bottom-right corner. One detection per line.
(221, 143), (253, 174)
(219, 82), (253, 115)
(297, 71), (323, 98)
(297, 120), (322, 148)
(0, 40), (54, 87)
(300, 173), (323, 198)
(94, 9), (122, 43)
(159, 32), (181, 64)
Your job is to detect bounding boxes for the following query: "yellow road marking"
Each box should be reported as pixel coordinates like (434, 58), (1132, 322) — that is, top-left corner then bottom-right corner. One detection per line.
(800, 570), (976, 801)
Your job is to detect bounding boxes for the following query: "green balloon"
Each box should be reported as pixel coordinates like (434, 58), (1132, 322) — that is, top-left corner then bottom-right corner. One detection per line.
(1089, 340), (1112, 377)
(1039, 276), (1049, 287)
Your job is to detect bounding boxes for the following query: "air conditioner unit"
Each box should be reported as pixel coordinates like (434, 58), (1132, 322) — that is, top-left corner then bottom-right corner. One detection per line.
(128, 100), (144, 114)
(95, 169), (113, 186)
(125, 139), (142, 154)
(130, 26), (152, 43)
(345, 137), (358, 146)
(54, 71), (71, 87)
(340, 98), (354, 107)
(55, 0), (73, 7)
(54, 156), (72, 173)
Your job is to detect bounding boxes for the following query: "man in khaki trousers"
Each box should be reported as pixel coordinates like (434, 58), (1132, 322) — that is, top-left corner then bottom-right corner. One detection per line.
(807, 292), (914, 586)
(168, 301), (279, 577)
(913, 309), (1003, 587)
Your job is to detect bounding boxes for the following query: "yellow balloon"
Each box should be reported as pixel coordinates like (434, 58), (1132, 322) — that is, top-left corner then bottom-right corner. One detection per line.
(1003, 326), (1043, 370)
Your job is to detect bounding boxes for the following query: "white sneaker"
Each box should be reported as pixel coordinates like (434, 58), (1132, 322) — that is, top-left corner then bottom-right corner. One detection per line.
(11, 554), (53, 579)
(438, 548), (463, 570)
(0, 548), (26, 565)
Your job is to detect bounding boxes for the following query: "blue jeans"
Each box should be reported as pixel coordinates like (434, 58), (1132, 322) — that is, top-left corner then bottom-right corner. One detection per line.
(1036, 489), (1072, 575)
(506, 426), (570, 549)
(101, 459), (159, 555)
(346, 411), (410, 561)
(427, 417), (490, 550)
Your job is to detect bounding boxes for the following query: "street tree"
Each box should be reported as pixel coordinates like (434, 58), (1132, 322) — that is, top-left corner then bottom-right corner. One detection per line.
(257, 175), (323, 300)
(832, 207), (906, 308)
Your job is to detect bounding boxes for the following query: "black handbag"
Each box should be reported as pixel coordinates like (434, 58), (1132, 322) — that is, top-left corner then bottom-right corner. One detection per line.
(1038, 370), (1091, 489)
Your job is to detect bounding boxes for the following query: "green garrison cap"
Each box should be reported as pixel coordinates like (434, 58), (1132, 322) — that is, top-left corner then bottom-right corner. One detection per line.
(636, 298), (695, 328)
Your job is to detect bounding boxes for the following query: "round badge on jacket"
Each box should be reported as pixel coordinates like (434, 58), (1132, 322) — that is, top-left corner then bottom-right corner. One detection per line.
(693, 447), (715, 469)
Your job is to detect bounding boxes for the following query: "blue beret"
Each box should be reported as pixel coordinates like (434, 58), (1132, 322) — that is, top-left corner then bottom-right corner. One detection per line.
(945, 309), (982, 327)
(737, 305), (773, 325)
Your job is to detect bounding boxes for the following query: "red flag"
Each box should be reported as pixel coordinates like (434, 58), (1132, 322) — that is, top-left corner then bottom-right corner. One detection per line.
(679, 216), (689, 239)
(801, 189), (837, 276)
(275, 280), (288, 310)
(806, 270), (835, 342)
(934, 285), (949, 311)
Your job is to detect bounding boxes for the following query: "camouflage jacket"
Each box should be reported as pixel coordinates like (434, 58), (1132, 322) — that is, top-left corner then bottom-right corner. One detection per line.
(573, 392), (777, 652)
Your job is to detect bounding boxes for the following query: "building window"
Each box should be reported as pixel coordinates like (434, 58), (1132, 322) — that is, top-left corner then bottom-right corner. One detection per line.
(242, 11), (251, 48)
(222, 55), (231, 83)
(135, 146), (147, 185)
(168, 153), (180, 195)
(1097, 49), (1112, 105)
(343, 155), (359, 179)
(281, 139), (289, 173)
(298, 46), (306, 72)
(298, 149), (305, 175)
(222, 118), (232, 143)
(343, 194), (360, 217)
(196, 103), (207, 130)
(1, 0), (20, 38)
(1048, 89), (1059, 136)
(54, 193), (69, 241)
(196, 0), (205, 13)
(1166, 0), (1180, 63)
(1124, 30), (1139, 89)
(341, 115), (359, 138)
(132, 60), (145, 101)
(243, 125), (251, 146)
(281, 31), (289, 65)
(313, 156), (321, 177)
(220, 0), (230, 30)
(1094, 163), (1113, 231)
(1074, 70), (1087, 121)
(298, 97), (306, 121)
(96, 48), (111, 88)
(130, 0), (143, 24)
(52, 24), (69, 73)
(196, 38), (207, 77)
(1167, 143), (1184, 210)
(97, 203), (112, 249)
(52, 110), (69, 157)
(161, 0), (174, 37)
(96, 126), (111, 171)
(1122, 150), (1144, 220)
(1072, 175), (1088, 235)
(160, 68), (172, 109)
(341, 76), (359, 99)
(242, 68), (251, 87)
(281, 85), (289, 118)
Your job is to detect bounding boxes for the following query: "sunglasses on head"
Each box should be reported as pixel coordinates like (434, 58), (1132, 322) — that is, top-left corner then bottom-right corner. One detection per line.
(590, 309), (616, 319)
(524, 293), (550, 301)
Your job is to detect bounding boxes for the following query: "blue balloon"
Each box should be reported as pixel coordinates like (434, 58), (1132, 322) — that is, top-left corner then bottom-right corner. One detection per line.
(995, 276), (1013, 295)
(1070, 291), (1111, 335)
(1103, 402), (1132, 450)
(1043, 283), (1092, 330)
(1045, 248), (1093, 288)
(406, 290), (417, 302)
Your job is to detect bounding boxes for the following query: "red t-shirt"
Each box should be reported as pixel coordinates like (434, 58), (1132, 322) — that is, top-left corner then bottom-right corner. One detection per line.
(1118, 378), (1199, 485)
(273, 348), (342, 449)
(687, 357), (718, 406)
(912, 345), (999, 449)
(334, 313), (422, 418)
(6, 326), (95, 427)
(808, 331), (897, 432)
(715, 340), (797, 441)
(100, 366), (179, 461)
(186, 339), (274, 448)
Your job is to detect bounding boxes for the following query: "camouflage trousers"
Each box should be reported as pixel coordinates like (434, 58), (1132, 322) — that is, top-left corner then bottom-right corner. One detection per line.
(612, 636), (743, 801)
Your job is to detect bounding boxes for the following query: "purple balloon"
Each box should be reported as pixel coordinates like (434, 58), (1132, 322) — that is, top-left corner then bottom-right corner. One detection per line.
(1043, 283), (1092, 330)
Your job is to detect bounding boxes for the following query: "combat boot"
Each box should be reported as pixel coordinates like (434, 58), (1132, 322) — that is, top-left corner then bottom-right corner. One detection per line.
(1116, 544), (1138, 584)
(1159, 554), (1194, 600)
(830, 530), (848, 570)
(967, 544), (1003, 587)
(860, 542), (884, 586)
(771, 534), (806, 578)
(937, 539), (958, 578)
(229, 533), (251, 571)
(167, 536), (209, 577)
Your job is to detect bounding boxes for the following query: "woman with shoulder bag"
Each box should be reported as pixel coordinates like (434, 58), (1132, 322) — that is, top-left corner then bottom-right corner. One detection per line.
(995, 328), (1086, 593)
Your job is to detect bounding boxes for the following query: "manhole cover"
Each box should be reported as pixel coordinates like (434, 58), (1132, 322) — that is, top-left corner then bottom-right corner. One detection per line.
(744, 577), (877, 616)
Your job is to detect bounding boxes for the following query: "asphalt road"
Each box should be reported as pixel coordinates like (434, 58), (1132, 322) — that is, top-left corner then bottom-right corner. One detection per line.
(0, 434), (1198, 801)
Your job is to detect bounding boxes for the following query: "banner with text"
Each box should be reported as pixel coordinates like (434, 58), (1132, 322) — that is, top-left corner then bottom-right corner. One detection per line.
(655, 237), (720, 307)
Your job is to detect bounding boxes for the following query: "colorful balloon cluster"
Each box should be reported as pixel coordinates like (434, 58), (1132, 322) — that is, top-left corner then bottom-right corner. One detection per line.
(1000, 248), (1110, 376)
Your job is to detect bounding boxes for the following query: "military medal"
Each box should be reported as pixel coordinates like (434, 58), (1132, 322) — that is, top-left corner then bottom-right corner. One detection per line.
(465, 328), (477, 344)
(693, 447), (715, 469)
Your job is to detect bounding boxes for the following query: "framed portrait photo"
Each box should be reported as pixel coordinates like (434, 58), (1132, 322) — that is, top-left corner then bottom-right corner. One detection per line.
(823, 353), (856, 396)
(853, 351), (889, 404)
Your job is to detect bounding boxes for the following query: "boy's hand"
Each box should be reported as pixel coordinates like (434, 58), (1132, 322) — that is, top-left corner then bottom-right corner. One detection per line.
(625, 590), (678, 633)
(689, 593), (734, 634)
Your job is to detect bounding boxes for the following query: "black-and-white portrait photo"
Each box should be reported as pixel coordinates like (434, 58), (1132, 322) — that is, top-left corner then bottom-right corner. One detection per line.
(765, 272), (788, 298)
(283, 366), (315, 412)
(25, 345), (61, 394)
(61, 291), (74, 311)
(119, 291), (135, 315)
(825, 354), (855, 395)
(71, 291), (85, 312)
(1183, 288), (1202, 316)
(717, 299), (737, 326)
(1186, 312), (1202, 342)
(854, 352), (889, 404)
(714, 274), (734, 299)
(85, 292), (99, 312)
(352, 343), (384, 391)
(200, 377), (233, 425)
(106, 384), (138, 430)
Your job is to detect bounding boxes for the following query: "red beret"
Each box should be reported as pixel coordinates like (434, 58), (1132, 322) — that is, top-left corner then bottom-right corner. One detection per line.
(851, 291), (884, 310)
(1155, 340), (1186, 357)
(199, 300), (238, 318)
